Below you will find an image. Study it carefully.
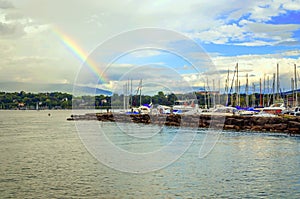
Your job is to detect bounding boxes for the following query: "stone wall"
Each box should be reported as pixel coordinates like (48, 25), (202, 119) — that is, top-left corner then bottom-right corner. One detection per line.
(67, 113), (300, 135)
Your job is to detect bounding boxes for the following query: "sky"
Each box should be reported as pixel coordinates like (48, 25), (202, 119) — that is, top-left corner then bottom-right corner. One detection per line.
(0, 0), (300, 95)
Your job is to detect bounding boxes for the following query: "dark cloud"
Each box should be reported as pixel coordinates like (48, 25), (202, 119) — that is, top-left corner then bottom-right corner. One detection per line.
(203, 68), (253, 75)
(203, 69), (228, 75)
(275, 40), (300, 46)
(5, 12), (24, 20)
(0, 0), (14, 9)
(0, 22), (25, 37)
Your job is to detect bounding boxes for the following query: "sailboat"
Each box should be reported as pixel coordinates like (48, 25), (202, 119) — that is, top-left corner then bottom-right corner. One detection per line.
(36, 102), (42, 111)
(125, 79), (152, 115)
(172, 99), (200, 114)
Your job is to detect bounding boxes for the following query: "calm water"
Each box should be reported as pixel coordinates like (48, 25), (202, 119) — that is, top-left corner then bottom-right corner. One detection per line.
(0, 110), (299, 198)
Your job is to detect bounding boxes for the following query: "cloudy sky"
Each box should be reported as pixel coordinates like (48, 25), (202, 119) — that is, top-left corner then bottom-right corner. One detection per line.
(0, 0), (299, 94)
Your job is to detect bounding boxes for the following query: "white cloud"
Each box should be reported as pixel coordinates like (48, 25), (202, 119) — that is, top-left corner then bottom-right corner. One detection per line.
(282, 0), (300, 10)
(246, 22), (300, 40)
(248, 1), (285, 22)
(211, 53), (300, 91)
(130, 50), (163, 58)
(282, 50), (300, 56)
(24, 24), (49, 34)
(192, 23), (245, 44)
(190, 18), (300, 46)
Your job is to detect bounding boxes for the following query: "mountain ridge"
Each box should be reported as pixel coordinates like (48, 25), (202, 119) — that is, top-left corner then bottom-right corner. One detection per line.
(0, 82), (112, 96)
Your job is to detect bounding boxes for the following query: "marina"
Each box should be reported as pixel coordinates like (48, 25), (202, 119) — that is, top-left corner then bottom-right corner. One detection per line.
(68, 62), (300, 135)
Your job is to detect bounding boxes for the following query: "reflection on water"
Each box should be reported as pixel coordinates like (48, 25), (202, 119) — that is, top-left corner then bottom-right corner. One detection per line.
(0, 110), (299, 198)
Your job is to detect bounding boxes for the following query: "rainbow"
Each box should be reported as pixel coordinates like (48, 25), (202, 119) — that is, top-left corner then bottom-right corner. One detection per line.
(52, 26), (106, 84)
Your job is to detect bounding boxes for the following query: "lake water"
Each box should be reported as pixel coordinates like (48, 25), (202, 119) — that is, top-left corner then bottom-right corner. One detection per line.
(0, 110), (299, 198)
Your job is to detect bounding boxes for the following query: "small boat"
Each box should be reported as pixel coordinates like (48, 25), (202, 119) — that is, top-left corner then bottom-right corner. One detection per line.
(213, 106), (238, 116)
(261, 103), (286, 115)
(289, 106), (300, 116)
(156, 105), (171, 114)
(172, 99), (199, 114)
(236, 107), (259, 116)
(138, 105), (151, 115)
(201, 106), (238, 116)
(238, 110), (256, 116)
(126, 103), (152, 115)
(252, 111), (277, 117)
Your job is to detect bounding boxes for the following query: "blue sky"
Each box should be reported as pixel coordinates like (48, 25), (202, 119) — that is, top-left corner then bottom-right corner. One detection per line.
(200, 10), (300, 57)
(269, 10), (300, 24)
(0, 0), (299, 94)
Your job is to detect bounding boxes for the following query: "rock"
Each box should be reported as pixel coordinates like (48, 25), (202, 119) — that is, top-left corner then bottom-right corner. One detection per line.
(234, 126), (241, 131)
(254, 117), (268, 125)
(288, 121), (300, 128)
(224, 125), (235, 130)
(225, 118), (233, 125)
(251, 126), (262, 131)
(233, 119), (244, 126)
(288, 128), (300, 134)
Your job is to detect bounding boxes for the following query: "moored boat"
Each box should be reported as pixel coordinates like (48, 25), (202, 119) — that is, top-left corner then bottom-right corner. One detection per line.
(172, 99), (199, 114)
(289, 106), (300, 116)
(200, 106), (238, 116)
(252, 111), (277, 117)
(262, 103), (286, 115)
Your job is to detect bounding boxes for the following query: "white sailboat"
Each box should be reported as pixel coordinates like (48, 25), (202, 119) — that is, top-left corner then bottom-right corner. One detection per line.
(172, 99), (199, 114)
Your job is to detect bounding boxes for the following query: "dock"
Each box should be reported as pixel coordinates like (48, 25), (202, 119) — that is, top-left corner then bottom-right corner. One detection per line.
(67, 113), (300, 135)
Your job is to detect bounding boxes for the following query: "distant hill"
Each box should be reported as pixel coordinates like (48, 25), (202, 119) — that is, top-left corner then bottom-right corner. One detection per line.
(192, 86), (205, 92)
(0, 82), (112, 96)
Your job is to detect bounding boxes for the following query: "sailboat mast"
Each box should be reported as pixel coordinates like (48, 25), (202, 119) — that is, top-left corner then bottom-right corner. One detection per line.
(246, 73), (249, 107)
(295, 64), (298, 107)
(263, 74), (265, 106)
(213, 79), (216, 107)
(267, 75), (270, 106)
(218, 79), (221, 105)
(204, 83), (207, 109)
(130, 79), (133, 108)
(226, 68), (230, 106)
(127, 79), (129, 110)
(225, 79), (228, 106)
(252, 83), (256, 107)
(273, 73), (276, 104)
(292, 78), (295, 107)
(260, 78), (262, 106)
(238, 80), (241, 106)
(236, 63), (239, 106)
(276, 63), (280, 100)
(206, 78), (210, 108)
(123, 84), (126, 111)
(139, 79), (142, 107)
(229, 66), (236, 106)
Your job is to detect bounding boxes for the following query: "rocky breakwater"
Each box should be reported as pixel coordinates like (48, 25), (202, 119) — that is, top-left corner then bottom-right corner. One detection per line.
(67, 113), (300, 135)
(223, 115), (300, 134)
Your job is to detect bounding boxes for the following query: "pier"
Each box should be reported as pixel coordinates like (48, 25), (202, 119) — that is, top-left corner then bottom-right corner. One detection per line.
(67, 113), (300, 135)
